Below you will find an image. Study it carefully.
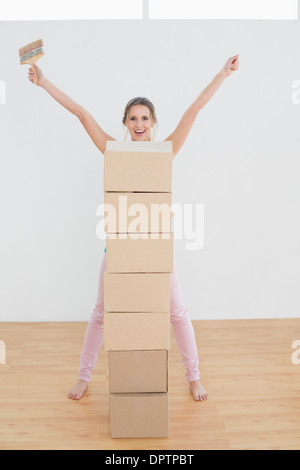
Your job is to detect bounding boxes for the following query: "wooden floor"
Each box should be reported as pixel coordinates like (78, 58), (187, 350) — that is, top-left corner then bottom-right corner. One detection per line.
(0, 319), (299, 450)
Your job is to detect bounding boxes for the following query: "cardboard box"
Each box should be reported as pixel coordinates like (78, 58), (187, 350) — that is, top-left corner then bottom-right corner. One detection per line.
(104, 141), (173, 192)
(104, 192), (173, 234)
(104, 312), (170, 351)
(106, 234), (174, 273)
(110, 392), (169, 438)
(109, 350), (168, 393)
(104, 272), (170, 313)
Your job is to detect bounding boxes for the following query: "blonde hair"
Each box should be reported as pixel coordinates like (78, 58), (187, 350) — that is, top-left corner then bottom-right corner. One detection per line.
(122, 97), (158, 142)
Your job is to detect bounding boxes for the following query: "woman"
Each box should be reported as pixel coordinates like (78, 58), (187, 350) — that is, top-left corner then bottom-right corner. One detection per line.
(28, 54), (239, 401)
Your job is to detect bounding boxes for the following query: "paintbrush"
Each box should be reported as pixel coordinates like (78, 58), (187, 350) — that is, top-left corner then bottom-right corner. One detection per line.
(19, 39), (44, 85)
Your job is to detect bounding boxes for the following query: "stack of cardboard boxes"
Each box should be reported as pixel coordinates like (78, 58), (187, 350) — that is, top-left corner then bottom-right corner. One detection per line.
(103, 141), (173, 438)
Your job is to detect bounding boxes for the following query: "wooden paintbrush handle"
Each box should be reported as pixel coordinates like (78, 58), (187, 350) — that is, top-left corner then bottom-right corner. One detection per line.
(30, 60), (38, 85)
(23, 53), (44, 85)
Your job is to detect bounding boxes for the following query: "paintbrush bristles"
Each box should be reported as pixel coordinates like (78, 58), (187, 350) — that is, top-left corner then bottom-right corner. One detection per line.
(19, 39), (44, 58)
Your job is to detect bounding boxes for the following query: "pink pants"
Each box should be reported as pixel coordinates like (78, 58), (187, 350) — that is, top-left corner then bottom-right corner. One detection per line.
(78, 254), (200, 383)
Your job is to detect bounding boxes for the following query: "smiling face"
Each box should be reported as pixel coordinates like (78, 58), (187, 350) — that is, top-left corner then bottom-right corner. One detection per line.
(126, 105), (154, 141)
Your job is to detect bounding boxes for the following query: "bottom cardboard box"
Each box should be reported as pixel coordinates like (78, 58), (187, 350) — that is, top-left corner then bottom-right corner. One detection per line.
(110, 393), (169, 438)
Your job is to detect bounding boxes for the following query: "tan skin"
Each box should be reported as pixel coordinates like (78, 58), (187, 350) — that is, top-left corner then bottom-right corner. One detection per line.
(28, 55), (239, 401)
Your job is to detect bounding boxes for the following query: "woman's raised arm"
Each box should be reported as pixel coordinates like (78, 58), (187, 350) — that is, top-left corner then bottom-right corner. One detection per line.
(28, 63), (115, 154)
(165, 55), (239, 158)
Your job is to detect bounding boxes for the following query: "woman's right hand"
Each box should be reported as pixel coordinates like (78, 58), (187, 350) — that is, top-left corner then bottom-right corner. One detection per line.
(28, 63), (46, 87)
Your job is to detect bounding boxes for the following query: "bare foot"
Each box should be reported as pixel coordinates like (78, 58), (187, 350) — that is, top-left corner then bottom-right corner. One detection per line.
(189, 380), (208, 401)
(68, 379), (88, 400)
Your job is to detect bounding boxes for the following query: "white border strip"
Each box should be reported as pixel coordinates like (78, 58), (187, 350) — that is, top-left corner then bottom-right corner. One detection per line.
(0, 0), (297, 21)
(143, 0), (149, 19)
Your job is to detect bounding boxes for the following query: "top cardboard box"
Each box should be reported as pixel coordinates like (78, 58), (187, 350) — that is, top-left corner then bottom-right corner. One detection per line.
(104, 141), (173, 192)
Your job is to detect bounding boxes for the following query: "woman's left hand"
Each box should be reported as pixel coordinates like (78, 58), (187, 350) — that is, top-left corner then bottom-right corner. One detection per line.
(221, 55), (239, 77)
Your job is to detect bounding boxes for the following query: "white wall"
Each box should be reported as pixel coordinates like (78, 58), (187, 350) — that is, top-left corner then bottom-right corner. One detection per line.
(0, 19), (299, 321)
